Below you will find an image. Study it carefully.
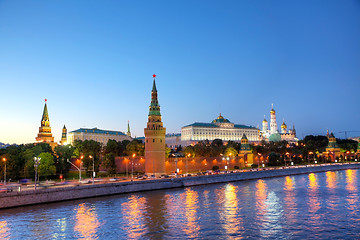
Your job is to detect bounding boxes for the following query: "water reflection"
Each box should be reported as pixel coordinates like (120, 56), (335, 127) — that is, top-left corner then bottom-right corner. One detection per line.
(183, 188), (200, 238)
(0, 221), (10, 240)
(221, 184), (243, 238)
(283, 176), (296, 224)
(74, 203), (100, 239)
(326, 171), (337, 190)
(307, 173), (321, 222)
(345, 169), (358, 213)
(52, 218), (67, 239)
(121, 195), (146, 239)
(143, 192), (168, 239)
(255, 179), (267, 216)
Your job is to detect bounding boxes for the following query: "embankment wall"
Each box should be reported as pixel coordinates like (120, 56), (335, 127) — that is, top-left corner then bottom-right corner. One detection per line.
(1, 163), (359, 209)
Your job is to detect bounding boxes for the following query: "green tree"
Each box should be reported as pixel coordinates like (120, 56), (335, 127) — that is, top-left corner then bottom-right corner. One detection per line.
(37, 152), (56, 179)
(103, 152), (116, 174)
(126, 140), (145, 156)
(225, 147), (238, 157)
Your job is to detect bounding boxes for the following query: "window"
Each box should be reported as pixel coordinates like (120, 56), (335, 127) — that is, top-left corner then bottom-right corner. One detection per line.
(153, 139), (155, 142)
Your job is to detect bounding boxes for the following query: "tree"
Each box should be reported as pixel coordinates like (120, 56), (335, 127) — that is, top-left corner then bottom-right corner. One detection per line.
(37, 152), (56, 179)
(225, 147), (238, 157)
(126, 140), (144, 156)
(103, 152), (116, 174)
(54, 145), (75, 175)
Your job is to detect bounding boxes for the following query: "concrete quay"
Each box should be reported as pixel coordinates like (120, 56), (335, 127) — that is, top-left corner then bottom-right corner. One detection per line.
(1, 163), (360, 209)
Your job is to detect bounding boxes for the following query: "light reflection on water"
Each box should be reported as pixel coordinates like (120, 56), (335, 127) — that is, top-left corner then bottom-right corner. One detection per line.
(74, 203), (101, 239)
(0, 221), (10, 240)
(2, 169), (360, 239)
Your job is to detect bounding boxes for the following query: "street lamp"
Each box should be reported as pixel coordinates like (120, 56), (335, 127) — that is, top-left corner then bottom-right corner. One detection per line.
(187, 153), (190, 175)
(2, 158), (6, 185)
(131, 153), (135, 181)
(67, 158), (82, 182)
(89, 155), (94, 185)
(172, 154), (178, 177)
(34, 157), (41, 190)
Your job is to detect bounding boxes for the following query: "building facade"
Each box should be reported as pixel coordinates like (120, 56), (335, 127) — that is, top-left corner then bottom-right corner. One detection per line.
(67, 127), (132, 146)
(144, 74), (166, 176)
(181, 113), (259, 144)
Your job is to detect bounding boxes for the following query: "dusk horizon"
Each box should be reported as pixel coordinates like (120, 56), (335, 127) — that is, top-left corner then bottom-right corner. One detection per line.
(1, 0), (360, 144)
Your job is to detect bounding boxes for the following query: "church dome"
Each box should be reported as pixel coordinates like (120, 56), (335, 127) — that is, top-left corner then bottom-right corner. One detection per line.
(262, 118), (268, 123)
(270, 108), (275, 114)
(281, 121), (287, 129)
(212, 113), (230, 123)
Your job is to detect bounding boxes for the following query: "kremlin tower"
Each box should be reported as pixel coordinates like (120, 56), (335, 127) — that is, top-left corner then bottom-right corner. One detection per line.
(269, 104), (278, 134)
(144, 74), (166, 177)
(60, 125), (67, 145)
(126, 120), (131, 137)
(36, 99), (57, 148)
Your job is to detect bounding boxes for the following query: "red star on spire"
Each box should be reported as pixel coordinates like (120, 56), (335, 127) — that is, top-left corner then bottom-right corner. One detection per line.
(152, 74), (156, 78)
(45, 99), (47, 102)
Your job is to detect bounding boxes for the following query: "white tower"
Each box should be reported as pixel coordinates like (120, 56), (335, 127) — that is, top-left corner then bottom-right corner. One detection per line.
(270, 104), (278, 134)
(262, 115), (268, 132)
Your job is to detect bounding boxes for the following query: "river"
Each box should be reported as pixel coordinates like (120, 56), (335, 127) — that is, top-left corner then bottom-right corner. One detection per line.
(1, 169), (359, 239)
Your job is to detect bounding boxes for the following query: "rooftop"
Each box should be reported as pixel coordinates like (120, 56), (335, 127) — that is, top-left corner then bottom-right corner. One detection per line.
(69, 128), (126, 136)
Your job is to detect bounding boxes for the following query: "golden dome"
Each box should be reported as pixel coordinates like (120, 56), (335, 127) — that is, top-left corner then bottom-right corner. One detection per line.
(262, 118), (268, 123)
(281, 121), (287, 129)
(270, 104), (276, 114)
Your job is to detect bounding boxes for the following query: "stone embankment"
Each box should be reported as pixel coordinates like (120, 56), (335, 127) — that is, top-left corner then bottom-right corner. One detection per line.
(1, 163), (360, 209)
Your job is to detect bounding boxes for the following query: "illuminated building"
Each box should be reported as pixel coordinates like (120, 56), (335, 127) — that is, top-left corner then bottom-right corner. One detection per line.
(239, 134), (254, 167)
(60, 125), (67, 145)
(325, 132), (341, 161)
(144, 74), (166, 176)
(67, 127), (132, 146)
(181, 113), (259, 145)
(260, 104), (297, 143)
(35, 99), (57, 148)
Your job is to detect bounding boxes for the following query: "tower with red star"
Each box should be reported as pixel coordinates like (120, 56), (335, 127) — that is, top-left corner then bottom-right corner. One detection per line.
(144, 74), (166, 176)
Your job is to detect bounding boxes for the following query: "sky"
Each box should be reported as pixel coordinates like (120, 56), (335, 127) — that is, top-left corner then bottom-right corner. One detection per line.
(0, 0), (360, 144)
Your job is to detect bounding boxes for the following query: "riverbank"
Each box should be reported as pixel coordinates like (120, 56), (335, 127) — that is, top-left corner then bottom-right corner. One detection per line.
(1, 163), (360, 209)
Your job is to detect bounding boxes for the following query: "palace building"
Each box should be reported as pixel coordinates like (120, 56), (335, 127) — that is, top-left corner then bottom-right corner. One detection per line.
(181, 113), (259, 145)
(144, 74), (166, 177)
(67, 127), (132, 146)
(35, 99), (57, 149)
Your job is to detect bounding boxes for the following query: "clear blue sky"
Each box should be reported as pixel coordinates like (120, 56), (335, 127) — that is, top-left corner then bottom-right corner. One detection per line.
(1, 0), (359, 144)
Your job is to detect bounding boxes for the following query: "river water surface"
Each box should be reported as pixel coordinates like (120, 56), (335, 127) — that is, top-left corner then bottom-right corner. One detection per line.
(1, 169), (360, 239)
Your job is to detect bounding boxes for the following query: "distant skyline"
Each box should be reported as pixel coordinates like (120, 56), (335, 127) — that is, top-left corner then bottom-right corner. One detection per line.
(1, 1), (360, 144)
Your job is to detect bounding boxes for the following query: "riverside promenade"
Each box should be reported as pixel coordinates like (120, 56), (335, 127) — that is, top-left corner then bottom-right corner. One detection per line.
(1, 163), (360, 209)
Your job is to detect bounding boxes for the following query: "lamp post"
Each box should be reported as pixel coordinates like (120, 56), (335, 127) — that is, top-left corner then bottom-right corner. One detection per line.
(2, 158), (6, 185)
(67, 159), (82, 182)
(34, 157), (41, 190)
(226, 157), (230, 173)
(172, 154), (178, 177)
(89, 155), (94, 185)
(131, 153), (135, 181)
(187, 153), (190, 175)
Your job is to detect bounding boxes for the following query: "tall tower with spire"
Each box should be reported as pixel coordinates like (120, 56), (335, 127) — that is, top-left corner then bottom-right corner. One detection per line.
(270, 104), (278, 134)
(36, 99), (55, 145)
(60, 125), (67, 145)
(126, 120), (131, 137)
(144, 74), (166, 176)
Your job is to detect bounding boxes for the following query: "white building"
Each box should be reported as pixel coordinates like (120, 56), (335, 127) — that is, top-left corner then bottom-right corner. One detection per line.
(67, 127), (132, 146)
(181, 114), (259, 145)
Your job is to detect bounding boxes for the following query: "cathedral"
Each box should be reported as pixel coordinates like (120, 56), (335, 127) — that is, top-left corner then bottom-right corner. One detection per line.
(260, 104), (297, 143)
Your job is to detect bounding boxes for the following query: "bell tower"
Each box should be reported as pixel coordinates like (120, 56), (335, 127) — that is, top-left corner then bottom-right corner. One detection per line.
(144, 74), (166, 176)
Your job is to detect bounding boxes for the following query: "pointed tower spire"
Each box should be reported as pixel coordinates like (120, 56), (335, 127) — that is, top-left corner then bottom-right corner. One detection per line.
(126, 120), (131, 137)
(149, 74), (161, 116)
(60, 125), (67, 145)
(42, 99), (50, 127)
(36, 99), (55, 145)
